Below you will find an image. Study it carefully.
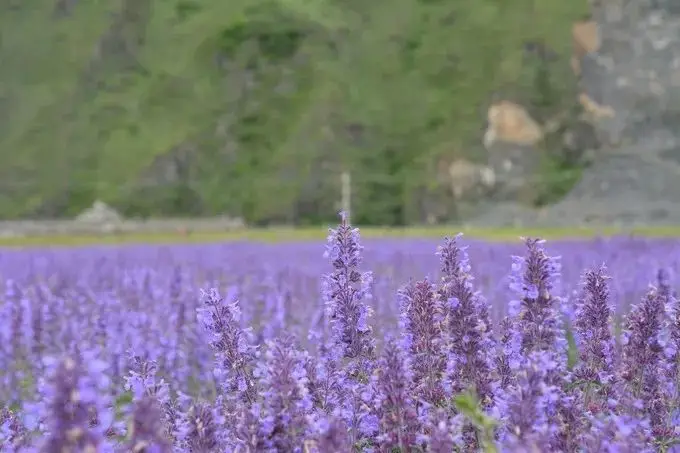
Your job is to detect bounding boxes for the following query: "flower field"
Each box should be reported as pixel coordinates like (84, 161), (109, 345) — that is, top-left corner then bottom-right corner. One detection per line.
(2, 214), (680, 452)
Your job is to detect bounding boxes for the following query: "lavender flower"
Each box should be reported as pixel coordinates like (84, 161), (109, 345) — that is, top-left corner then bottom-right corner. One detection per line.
(323, 211), (375, 378)
(618, 286), (677, 445)
(572, 265), (617, 413)
(508, 238), (565, 358)
(161, 393), (186, 448)
(178, 401), (225, 453)
(582, 413), (652, 453)
(231, 404), (267, 452)
(497, 351), (560, 452)
(125, 354), (170, 405)
(0, 407), (28, 450)
(306, 417), (352, 453)
(494, 317), (521, 391)
(661, 269), (680, 388)
(30, 290), (46, 365)
(372, 337), (420, 452)
(254, 336), (314, 452)
(304, 343), (344, 415)
(127, 396), (173, 453)
(437, 234), (496, 407)
(124, 353), (180, 445)
(0, 298), (14, 404)
(196, 287), (257, 406)
(398, 279), (447, 407)
(2, 279), (28, 405)
(621, 287), (665, 393)
(334, 378), (378, 448)
(420, 409), (464, 453)
(32, 351), (115, 452)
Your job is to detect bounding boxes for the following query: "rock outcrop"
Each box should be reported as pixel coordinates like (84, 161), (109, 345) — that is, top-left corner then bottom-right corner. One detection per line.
(544, 0), (680, 226)
(473, 0), (680, 228)
(578, 0), (680, 146)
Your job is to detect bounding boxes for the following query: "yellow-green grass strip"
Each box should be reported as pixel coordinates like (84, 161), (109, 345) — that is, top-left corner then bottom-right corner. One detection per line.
(0, 225), (679, 248)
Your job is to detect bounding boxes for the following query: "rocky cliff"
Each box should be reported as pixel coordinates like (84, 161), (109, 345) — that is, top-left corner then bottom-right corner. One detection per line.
(473, 0), (680, 227)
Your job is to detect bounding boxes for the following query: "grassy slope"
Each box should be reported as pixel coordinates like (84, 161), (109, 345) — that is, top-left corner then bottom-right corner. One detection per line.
(0, 0), (589, 221)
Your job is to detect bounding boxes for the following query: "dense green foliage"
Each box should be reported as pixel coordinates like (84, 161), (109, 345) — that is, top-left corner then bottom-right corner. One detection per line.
(0, 0), (588, 224)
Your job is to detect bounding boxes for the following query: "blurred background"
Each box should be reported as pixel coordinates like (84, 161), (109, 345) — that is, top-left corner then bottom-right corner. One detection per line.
(1, 0), (679, 234)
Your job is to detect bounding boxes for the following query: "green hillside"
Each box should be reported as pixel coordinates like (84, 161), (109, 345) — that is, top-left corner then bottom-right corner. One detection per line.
(0, 0), (588, 225)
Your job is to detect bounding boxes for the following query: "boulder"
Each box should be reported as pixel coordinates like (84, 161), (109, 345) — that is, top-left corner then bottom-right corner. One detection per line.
(75, 200), (123, 223)
(483, 100), (544, 149)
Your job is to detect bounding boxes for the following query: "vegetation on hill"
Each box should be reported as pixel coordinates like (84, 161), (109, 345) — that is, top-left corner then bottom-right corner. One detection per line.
(0, 0), (588, 225)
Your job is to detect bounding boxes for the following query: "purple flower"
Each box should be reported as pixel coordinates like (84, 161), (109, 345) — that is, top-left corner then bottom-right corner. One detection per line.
(127, 396), (173, 453)
(31, 351), (115, 452)
(619, 286), (675, 445)
(253, 336), (314, 452)
(322, 211), (376, 377)
(498, 351), (560, 452)
(398, 279), (447, 407)
(333, 378), (377, 447)
(2, 279), (29, 405)
(177, 401), (225, 453)
(582, 413), (652, 453)
(436, 235), (496, 407)
(124, 354), (170, 405)
(494, 317), (521, 391)
(661, 269), (680, 390)
(0, 407), (29, 450)
(508, 238), (565, 358)
(621, 287), (664, 392)
(305, 342), (344, 415)
(419, 409), (464, 453)
(124, 353), (180, 446)
(307, 416), (352, 453)
(572, 265), (618, 413)
(196, 287), (257, 406)
(372, 337), (420, 452)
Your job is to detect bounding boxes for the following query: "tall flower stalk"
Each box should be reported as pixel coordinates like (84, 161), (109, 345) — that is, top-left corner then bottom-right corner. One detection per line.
(31, 351), (115, 452)
(398, 278), (447, 409)
(253, 336), (314, 452)
(621, 287), (676, 446)
(572, 265), (618, 414)
(127, 396), (173, 453)
(372, 337), (420, 452)
(437, 234), (496, 407)
(196, 287), (258, 408)
(508, 238), (565, 359)
(497, 351), (560, 452)
(436, 234), (497, 452)
(322, 211), (376, 378)
(506, 238), (583, 451)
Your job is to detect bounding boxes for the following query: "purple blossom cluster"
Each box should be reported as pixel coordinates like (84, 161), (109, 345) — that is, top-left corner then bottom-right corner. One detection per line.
(3, 216), (680, 451)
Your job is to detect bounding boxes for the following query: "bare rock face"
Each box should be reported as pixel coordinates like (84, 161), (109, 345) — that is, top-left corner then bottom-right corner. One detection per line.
(468, 2), (680, 228)
(575, 1), (680, 147)
(537, 0), (680, 226)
